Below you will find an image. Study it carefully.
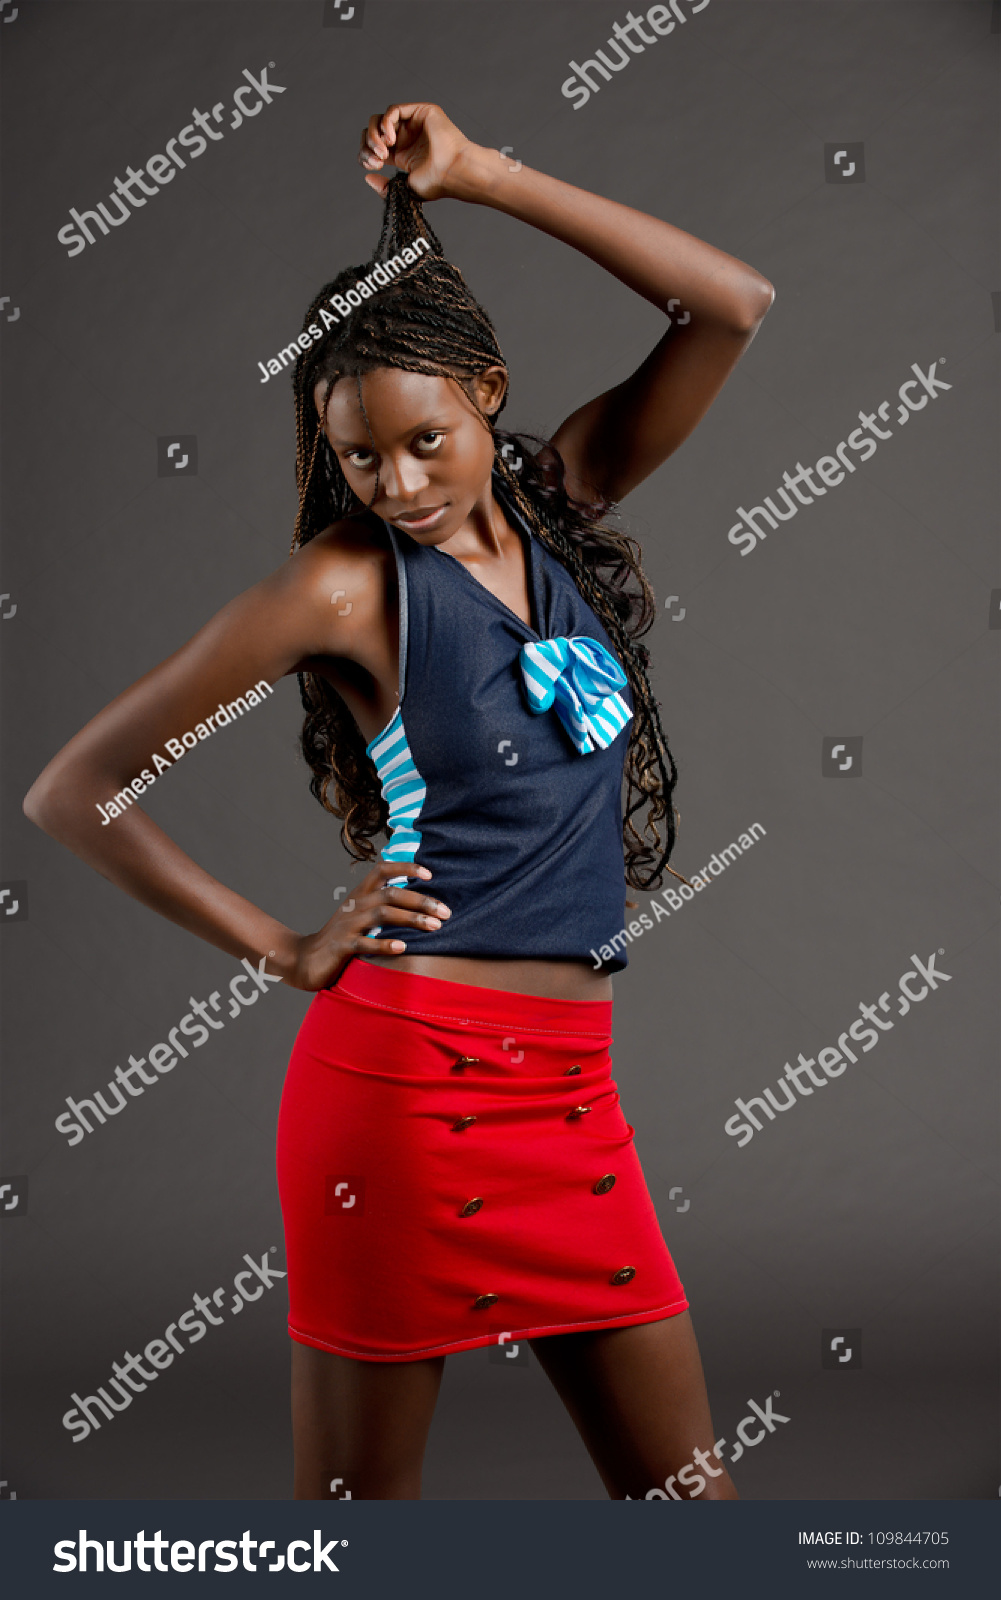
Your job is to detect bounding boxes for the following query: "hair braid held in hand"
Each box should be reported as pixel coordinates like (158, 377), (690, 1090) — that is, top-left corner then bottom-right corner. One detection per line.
(288, 173), (691, 893)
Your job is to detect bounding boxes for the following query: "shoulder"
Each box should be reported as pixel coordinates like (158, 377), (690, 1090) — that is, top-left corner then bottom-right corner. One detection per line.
(258, 513), (394, 668)
(280, 512), (393, 611)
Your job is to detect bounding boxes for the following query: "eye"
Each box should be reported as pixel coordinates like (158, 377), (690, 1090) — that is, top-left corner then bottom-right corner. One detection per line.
(344, 448), (376, 469)
(415, 431), (445, 452)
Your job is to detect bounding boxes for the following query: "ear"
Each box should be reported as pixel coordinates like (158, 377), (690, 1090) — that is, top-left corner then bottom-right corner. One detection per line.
(472, 366), (508, 417)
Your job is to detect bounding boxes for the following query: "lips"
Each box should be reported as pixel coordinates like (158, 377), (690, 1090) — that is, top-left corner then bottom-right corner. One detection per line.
(391, 504), (448, 531)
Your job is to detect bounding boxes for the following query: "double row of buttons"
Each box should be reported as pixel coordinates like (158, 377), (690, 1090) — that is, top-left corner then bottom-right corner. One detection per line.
(447, 1055), (637, 1308)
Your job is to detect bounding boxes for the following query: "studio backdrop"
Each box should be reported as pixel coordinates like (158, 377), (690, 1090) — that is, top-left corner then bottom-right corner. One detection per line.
(1, 0), (997, 1501)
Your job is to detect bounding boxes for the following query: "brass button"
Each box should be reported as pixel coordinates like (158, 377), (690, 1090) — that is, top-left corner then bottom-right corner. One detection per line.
(593, 1174), (616, 1195)
(459, 1197), (484, 1217)
(566, 1105), (592, 1120)
(452, 1056), (482, 1072)
(451, 1115), (478, 1132)
(472, 1293), (498, 1310)
(566, 1065), (582, 1075)
(610, 1266), (636, 1286)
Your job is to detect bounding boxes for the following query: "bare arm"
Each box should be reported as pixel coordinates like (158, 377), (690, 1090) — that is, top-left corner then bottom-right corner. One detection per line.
(22, 531), (447, 989)
(360, 103), (774, 505)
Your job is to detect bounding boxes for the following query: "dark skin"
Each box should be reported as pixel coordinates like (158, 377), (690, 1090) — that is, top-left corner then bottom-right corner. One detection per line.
(24, 102), (773, 1499)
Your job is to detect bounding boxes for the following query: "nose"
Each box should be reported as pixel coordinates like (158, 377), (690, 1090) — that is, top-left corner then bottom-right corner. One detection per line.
(378, 452), (431, 507)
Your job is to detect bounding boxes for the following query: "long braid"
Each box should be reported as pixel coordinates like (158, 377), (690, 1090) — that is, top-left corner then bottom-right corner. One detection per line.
(291, 374), (335, 555)
(490, 452), (688, 889)
(286, 173), (690, 891)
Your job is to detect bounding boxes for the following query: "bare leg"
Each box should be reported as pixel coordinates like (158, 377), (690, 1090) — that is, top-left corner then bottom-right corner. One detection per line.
(529, 1311), (739, 1501)
(291, 1340), (446, 1500)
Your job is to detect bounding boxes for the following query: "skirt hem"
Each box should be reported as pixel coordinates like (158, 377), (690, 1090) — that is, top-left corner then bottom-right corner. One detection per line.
(287, 1296), (690, 1363)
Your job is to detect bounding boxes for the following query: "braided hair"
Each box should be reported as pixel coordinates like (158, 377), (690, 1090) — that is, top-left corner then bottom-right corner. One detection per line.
(289, 173), (691, 893)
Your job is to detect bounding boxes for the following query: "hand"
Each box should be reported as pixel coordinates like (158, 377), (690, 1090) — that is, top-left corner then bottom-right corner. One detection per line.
(282, 860), (451, 991)
(358, 102), (473, 201)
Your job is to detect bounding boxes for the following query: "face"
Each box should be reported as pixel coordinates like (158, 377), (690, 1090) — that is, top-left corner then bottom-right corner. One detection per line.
(315, 366), (507, 542)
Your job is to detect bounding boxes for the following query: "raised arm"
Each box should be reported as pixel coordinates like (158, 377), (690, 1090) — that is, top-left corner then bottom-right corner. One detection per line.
(359, 102), (774, 506)
(22, 529), (443, 990)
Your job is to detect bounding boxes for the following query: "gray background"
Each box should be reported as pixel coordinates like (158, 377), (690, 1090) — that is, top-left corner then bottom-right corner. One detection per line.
(1, 0), (997, 1500)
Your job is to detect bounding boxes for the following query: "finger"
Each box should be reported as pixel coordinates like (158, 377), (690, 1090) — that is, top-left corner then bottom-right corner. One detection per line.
(361, 863), (434, 903)
(380, 884), (450, 915)
(357, 901), (444, 931)
(384, 103), (426, 126)
(379, 103), (433, 154)
(365, 114), (389, 161)
(361, 860), (431, 897)
(378, 860), (433, 882)
(358, 142), (385, 178)
(379, 106), (405, 146)
(369, 936), (408, 953)
(363, 173), (392, 195)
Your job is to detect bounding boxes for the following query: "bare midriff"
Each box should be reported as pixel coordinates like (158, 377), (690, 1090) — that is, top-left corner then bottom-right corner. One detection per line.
(356, 953), (613, 1002)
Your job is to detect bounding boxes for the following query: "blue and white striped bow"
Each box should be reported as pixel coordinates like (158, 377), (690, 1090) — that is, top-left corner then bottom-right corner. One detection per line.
(519, 635), (633, 755)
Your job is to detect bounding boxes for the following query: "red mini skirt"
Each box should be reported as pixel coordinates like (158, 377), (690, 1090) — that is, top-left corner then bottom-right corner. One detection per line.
(276, 957), (688, 1361)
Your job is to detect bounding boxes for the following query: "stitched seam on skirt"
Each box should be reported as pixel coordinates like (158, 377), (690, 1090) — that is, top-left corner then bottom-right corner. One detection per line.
(331, 986), (613, 1038)
(287, 1297), (689, 1359)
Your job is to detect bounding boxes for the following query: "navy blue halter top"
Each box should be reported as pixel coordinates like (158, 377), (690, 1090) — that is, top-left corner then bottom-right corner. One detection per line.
(362, 470), (635, 972)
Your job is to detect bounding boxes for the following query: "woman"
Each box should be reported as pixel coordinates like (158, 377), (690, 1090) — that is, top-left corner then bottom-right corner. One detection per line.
(24, 102), (773, 1501)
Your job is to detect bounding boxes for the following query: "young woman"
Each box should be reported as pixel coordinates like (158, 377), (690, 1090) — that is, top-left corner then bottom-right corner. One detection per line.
(24, 102), (773, 1501)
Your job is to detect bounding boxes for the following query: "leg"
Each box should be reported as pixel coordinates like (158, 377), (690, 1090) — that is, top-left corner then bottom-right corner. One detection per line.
(291, 1339), (446, 1500)
(528, 1311), (738, 1501)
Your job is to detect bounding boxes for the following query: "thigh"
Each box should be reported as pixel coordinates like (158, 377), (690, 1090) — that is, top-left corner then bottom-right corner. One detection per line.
(291, 1340), (446, 1500)
(528, 1312), (738, 1501)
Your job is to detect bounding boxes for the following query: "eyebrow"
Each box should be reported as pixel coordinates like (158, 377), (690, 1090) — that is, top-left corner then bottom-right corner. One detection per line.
(328, 419), (452, 450)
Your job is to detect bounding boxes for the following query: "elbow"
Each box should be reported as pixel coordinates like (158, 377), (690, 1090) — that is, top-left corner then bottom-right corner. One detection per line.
(757, 277), (777, 316)
(23, 779), (52, 830)
(23, 770), (66, 833)
(733, 277), (775, 333)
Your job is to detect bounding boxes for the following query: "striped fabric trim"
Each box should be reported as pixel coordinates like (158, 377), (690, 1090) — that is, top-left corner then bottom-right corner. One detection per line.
(363, 708), (428, 938)
(520, 635), (633, 755)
